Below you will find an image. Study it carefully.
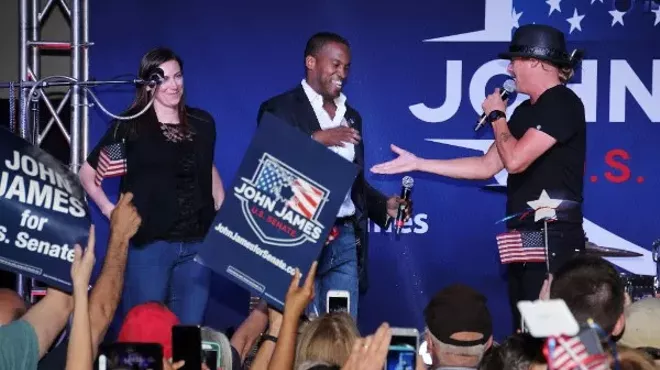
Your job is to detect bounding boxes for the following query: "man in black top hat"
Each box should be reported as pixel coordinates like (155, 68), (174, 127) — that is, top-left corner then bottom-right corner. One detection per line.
(371, 24), (586, 332)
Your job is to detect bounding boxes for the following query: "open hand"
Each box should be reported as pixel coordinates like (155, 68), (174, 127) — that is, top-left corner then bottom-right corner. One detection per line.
(312, 127), (361, 147)
(370, 144), (419, 174)
(342, 323), (392, 370)
(71, 226), (96, 291)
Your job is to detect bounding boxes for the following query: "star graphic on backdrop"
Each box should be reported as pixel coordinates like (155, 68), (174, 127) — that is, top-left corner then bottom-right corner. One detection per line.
(546, 0), (562, 15)
(511, 7), (523, 29)
(566, 8), (585, 33)
(609, 10), (625, 26)
(527, 190), (563, 222)
(652, 8), (660, 26)
(590, 0), (603, 4)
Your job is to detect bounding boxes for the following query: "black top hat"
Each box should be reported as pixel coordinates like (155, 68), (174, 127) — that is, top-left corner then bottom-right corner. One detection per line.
(498, 24), (582, 68)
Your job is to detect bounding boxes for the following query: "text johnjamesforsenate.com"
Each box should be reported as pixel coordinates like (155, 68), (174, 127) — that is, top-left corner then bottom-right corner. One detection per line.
(213, 223), (297, 276)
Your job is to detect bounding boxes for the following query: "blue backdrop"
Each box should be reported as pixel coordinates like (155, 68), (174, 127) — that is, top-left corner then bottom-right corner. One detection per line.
(87, 0), (660, 340)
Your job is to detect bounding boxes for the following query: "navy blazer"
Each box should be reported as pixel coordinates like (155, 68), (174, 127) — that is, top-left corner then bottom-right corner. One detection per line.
(257, 85), (390, 294)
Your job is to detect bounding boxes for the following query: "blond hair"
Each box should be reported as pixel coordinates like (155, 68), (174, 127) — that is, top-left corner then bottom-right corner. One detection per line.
(294, 312), (360, 369)
(558, 65), (575, 84)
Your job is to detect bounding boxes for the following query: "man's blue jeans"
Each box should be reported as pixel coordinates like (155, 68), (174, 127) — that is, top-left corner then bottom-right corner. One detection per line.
(121, 240), (211, 325)
(310, 222), (359, 320)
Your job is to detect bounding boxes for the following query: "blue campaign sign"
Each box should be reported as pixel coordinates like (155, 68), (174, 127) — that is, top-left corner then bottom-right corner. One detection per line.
(197, 113), (359, 309)
(0, 127), (91, 293)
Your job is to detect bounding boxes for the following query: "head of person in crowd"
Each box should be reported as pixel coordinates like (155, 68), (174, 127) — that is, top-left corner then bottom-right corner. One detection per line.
(424, 284), (494, 369)
(294, 312), (360, 369)
(550, 255), (626, 337)
(0, 288), (27, 326)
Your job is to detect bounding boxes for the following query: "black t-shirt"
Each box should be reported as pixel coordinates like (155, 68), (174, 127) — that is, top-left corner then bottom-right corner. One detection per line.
(87, 107), (217, 246)
(506, 85), (586, 230)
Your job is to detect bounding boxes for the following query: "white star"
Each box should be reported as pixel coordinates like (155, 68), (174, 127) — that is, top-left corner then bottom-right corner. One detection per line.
(512, 7), (523, 29)
(546, 0), (562, 16)
(653, 8), (660, 26)
(566, 8), (585, 33)
(590, 0), (603, 4)
(609, 10), (626, 26)
(527, 190), (563, 222)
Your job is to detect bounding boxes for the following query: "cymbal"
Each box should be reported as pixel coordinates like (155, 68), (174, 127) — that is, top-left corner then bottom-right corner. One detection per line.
(584, 241), (643, 258)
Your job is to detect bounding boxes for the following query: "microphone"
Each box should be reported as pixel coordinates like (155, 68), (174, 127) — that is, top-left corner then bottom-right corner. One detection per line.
(135, 68), (165, 87)
(474, 79), (516, 132)
(395, 176), (414, 234)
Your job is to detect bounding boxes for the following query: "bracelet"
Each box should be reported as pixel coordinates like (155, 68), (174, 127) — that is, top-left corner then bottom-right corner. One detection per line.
(262, 334), (278, 343)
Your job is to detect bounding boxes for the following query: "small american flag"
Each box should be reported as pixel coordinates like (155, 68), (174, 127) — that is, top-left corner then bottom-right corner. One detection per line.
(255, 159), (325, 219)
(496, 230), (547, 264)
(543, 330), (610, 370)
(94, 142), (127, 186)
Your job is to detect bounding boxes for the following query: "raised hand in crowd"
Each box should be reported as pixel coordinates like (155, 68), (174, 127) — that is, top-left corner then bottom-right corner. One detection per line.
(163, 358), (185, 370)
(538, 274), (552, 301)
(66, 226), (96, 370)
(109, 192), (142, 241)
(247, 305), (283, 370)
(251, 261), (317, 370)
(87, 192), (141, 357)
(341, 323), (392, 370)
(230, 298), (269, 361)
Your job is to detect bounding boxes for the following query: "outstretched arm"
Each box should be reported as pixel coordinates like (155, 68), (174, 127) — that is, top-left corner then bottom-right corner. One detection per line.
(371, 143), (504, 181)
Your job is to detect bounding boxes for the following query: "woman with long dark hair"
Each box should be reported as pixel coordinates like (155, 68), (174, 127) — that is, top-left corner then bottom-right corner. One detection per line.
(79, 47), (225, 324)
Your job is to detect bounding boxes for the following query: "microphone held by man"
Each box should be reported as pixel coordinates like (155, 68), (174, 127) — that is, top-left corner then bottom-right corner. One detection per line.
(395, 176), (414, 234)
(474, 79), (516, 132)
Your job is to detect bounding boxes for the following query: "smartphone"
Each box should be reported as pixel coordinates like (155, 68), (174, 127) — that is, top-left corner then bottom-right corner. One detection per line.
(172, 325), (202, 370)
(202, 341), (221, 370)
(326, 290), (350, 313)
(385, 327), (419, 370)
(96, 342), (163, 370)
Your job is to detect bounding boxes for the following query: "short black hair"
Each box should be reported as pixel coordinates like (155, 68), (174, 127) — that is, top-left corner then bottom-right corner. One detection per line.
(549, 255), (625, 334)
(304, 32), (350, 60)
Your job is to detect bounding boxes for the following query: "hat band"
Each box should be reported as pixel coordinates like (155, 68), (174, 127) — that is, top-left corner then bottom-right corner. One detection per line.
(509, 44), (570, 63)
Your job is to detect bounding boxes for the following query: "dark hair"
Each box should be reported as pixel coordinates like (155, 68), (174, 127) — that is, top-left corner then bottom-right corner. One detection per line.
(126, 47), (188, 129)
(550, 255), (625, 334)
(478, 333), (545, 370)
(304, 32), (350, 61)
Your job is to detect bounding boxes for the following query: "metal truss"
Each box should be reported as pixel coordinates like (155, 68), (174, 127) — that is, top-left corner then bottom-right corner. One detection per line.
(14, 0), (90, 303)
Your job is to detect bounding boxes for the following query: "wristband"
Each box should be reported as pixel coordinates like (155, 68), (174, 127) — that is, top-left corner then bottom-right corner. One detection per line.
(262, 334), (278, 343)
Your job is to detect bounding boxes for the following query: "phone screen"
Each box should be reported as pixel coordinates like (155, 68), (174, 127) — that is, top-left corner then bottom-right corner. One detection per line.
(172, 325), (202, 370)
(328, 296), (348, 313)
(202, 349), (218, 370)
(386, 334), (417, 370)
(96, 343), (163, 370)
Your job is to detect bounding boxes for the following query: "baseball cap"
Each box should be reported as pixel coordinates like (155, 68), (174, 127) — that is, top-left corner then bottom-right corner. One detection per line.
(424, 284), (493, 346)
(117, 302), (180, 359)
(619, 297), (660, 349)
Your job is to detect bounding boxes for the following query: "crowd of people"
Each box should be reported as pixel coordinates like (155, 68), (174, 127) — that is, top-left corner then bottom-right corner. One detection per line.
(1, 22), (659, 370)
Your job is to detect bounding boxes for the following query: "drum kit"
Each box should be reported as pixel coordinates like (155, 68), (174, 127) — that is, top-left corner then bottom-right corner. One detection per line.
(586, 238), (660, 302)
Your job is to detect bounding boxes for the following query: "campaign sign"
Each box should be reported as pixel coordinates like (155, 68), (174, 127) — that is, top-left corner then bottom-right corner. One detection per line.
(0, 127), (91, 293)
(197, 113), (359, 309)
